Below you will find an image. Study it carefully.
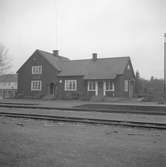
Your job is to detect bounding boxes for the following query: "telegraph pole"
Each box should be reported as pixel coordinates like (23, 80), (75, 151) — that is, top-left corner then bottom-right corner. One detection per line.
(164, 33), (166, 99)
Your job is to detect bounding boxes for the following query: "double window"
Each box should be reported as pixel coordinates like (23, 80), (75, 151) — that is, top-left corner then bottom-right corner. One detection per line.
(104, 80), (113, 91)
(87, 81), (96, 91)
(32, 65), (42, 74)
(103, 80), (114, 96)
(64, 80), (77, 91)
(31, 80), (42, 91)
(87, 81), (98, 96)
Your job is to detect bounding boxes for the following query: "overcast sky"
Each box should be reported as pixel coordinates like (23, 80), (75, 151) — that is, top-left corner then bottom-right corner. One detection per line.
(0, 0), (166, 79)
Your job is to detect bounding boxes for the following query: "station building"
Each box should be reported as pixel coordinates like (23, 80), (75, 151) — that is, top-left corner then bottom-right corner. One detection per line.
(17, 50), (135, 99)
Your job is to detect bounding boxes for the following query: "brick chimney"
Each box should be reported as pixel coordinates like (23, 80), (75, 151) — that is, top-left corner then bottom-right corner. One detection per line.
(53, 50), (59, 56)
(92, 53), (97, 61)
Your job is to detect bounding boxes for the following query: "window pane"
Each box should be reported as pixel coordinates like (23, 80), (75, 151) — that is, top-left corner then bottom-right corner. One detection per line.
(105, 80), (112, 90)
(88, 81), (96, 91)
(32, 66), (42, 74)
(64, 80), (77, 91)
(31, 80), (41, 91)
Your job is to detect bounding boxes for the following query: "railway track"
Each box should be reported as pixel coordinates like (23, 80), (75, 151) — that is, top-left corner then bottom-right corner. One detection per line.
(0, 103), (166, 115)
(0, 112), (166, 130)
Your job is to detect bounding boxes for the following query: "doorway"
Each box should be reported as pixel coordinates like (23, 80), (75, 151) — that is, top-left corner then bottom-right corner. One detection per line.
(49, 83), (56, 96)
(129, 81), (134, 98)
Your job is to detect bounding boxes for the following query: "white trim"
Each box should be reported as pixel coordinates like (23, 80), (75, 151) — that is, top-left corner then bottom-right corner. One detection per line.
(112, 83), (115, 91)
(103, 81), (106, 96)
(87, 81), (98, 96)
(64, 80), (77, 91)
(95, 81), (98, 96)
(103, 80), (114, 96)
(87, 81), (96, 91)
(31, 80), (42, 91)
(32, 65), (42, 74)
(124, 80), (128, 92)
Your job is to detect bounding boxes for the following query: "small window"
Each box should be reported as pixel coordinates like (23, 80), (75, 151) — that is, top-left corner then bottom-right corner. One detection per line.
(127, 64), (130, 70)
(65, 80), (77, 91)
(88, 81), (96, 91)
(124, 80), (128, 92)
(31, 80), (42, 91)
(32, 65), (42, 74)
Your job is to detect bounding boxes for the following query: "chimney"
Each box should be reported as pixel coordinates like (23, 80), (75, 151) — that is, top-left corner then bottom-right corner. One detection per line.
(92, 53), (97, 61)
(53, 50), (59, 56)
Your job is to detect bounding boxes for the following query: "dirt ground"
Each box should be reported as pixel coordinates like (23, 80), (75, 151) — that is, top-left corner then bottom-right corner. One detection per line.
(0, 117), (166, 167)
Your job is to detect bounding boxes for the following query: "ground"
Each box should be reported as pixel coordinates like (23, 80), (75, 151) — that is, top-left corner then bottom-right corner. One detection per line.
(1, 98), (166, 109)
(0, 117), (166, 167)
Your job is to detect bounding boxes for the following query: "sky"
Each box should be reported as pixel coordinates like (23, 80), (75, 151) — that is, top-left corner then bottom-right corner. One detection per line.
(0, 0), (166, 79)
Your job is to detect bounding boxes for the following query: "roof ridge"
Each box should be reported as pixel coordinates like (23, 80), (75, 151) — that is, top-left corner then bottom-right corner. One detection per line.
(36, 49), (130, 61)
(37, 49), (70, 61)
(36, 49), (52, 55)
(64, 56), (130, 62)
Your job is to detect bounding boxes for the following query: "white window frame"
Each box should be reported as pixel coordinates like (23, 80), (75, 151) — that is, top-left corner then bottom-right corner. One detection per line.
(124, 80), (128, 92)
(87, 81), (98, 96)
(103, 80), (115, 96)
(31, 80), (42, 91)
(87, 81), (96, 91)
(32, 65), (42, 74)
(64, 80), (77, 91)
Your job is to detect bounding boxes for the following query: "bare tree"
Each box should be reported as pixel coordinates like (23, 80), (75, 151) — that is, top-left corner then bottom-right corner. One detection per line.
(0, 44), (11, 75)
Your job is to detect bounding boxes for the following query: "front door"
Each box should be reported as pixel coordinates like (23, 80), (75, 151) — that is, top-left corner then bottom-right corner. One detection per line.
(129, 81), (134, 98)
(49, 83), (56, 96)
(98, 81), (103, 96)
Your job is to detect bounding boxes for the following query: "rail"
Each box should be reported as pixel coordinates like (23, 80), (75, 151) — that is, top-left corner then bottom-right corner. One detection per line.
(0, 112), (166, 130)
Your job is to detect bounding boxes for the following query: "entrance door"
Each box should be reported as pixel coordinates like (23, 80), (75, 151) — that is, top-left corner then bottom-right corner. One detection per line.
(98, 81), (103, 96)
(129, 81), (134, 98)
(49, 83), (56, 96)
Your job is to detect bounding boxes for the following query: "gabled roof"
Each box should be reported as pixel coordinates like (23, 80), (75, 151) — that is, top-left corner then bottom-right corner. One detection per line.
(37, 50), (70, 71)
(58, 57), (130, 79)
(17, 49), (132, 80)
(0, 74), (17, 82)
(17, 49), (70, 73)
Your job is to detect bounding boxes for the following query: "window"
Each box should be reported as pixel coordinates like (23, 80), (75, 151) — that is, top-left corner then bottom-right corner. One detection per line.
(105, 80), (113, 90)
(32, 65), (42, 74)
(88, 81), (96, 91)
(103, 80), (114, 96)
(65, 80), (77, 91)
(31, 80), (42, 91)
(87, 81), (98, 96)
(124, 80), (128, 92)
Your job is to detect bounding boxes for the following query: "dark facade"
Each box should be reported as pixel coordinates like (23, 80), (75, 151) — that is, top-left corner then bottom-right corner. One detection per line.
(17, 50), (60, 98)
(17, 50), (135, 99)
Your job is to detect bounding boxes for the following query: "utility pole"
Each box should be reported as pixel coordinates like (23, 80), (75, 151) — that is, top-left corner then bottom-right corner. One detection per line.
(164, 33), (166, 99)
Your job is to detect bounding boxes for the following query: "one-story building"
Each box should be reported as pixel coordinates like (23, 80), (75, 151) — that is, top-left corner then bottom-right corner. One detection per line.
(17, 50), (135, 99)
(0, 74), (17, 99)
